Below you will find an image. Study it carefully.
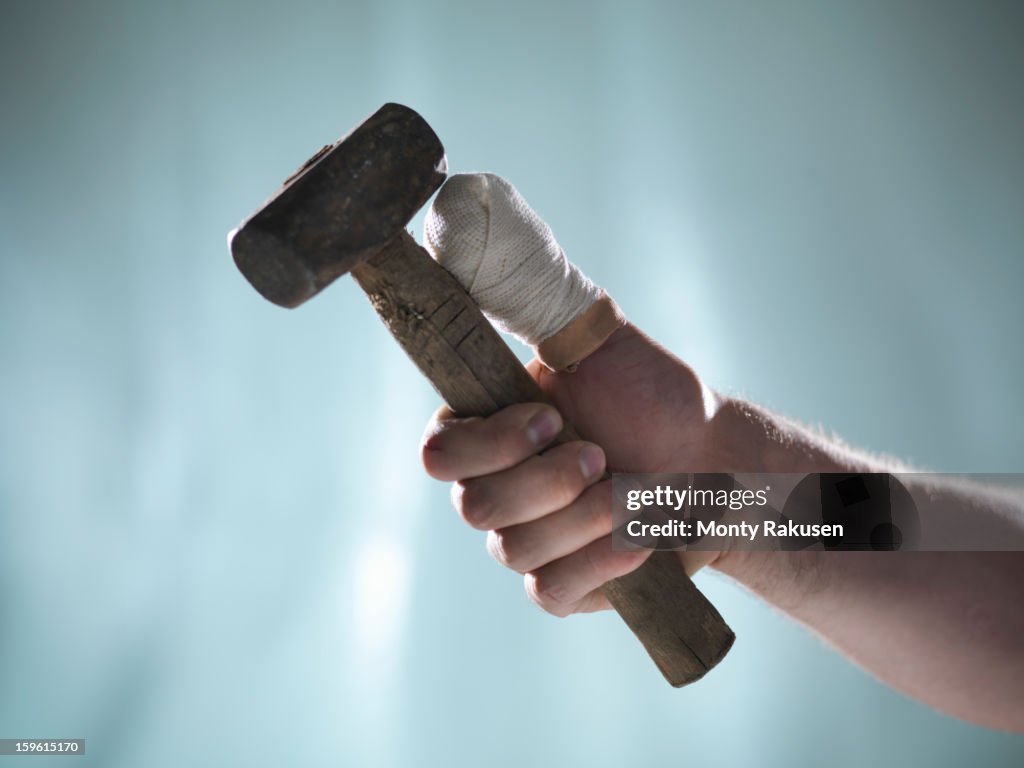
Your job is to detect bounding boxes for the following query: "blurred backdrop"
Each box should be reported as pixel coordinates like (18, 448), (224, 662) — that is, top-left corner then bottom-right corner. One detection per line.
(1, 1), (1022, 766)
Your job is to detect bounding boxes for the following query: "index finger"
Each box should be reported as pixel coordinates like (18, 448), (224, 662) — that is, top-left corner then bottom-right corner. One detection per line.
(421, 402), (563, 481)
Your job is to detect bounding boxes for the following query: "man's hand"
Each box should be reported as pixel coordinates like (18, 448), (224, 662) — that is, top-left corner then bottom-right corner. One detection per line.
(421, 322), (727, 616)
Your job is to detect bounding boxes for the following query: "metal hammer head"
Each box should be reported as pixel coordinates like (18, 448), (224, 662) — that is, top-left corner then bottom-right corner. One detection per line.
(229, 103), (447, 308)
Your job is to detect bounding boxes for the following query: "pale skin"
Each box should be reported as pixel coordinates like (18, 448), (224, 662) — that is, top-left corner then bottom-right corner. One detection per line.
(421, 323), (1024, 732)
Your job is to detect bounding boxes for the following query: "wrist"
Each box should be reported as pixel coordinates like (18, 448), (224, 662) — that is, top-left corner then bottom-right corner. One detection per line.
(703, 396), (864, 582)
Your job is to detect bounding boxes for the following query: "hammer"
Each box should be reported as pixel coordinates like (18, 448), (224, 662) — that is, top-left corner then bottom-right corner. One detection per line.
(228, 102), (734, 686)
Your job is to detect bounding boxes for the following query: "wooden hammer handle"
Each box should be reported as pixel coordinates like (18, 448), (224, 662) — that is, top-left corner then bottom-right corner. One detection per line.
(351, 230), (734, 686)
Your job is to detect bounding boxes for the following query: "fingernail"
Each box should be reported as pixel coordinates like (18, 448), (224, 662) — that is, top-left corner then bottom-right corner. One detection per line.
(525, 408), (561, 447)
(579, 444), (605, 481)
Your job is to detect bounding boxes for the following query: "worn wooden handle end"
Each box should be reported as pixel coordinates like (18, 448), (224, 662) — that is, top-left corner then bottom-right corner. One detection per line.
(606, 552), (734, 685)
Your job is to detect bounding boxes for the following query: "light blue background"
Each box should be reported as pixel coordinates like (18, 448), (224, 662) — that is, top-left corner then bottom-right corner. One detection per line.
(1, 1), (1022, 766)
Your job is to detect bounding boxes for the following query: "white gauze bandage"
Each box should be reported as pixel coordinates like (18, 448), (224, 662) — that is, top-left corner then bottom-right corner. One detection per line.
(424, 173), (624, 371)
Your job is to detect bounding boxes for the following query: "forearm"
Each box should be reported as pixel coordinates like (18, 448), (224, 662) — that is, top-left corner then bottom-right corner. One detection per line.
(708, 396), (1024, 731)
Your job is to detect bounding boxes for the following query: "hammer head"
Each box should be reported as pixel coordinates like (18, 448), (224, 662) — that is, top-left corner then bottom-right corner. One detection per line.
(229, 103), (447, 308)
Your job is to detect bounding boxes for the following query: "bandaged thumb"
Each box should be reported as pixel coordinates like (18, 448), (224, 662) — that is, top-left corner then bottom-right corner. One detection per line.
(423, 173), (625, 371)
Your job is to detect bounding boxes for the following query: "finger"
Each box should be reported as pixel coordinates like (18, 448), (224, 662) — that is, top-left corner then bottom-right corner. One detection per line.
(453, 442), (605, 530)
(524, 536), (651, 617)
(486, 479), (613, 573)
(421, 402), (562, 481)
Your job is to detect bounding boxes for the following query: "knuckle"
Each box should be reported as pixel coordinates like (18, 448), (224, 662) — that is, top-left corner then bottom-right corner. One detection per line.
(487, 529), (519, 571)
(449, 481), (470, 521)
(524, 571), (572, 617)
(488, 528), (535, 573)
(453, 479), (495, 529)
